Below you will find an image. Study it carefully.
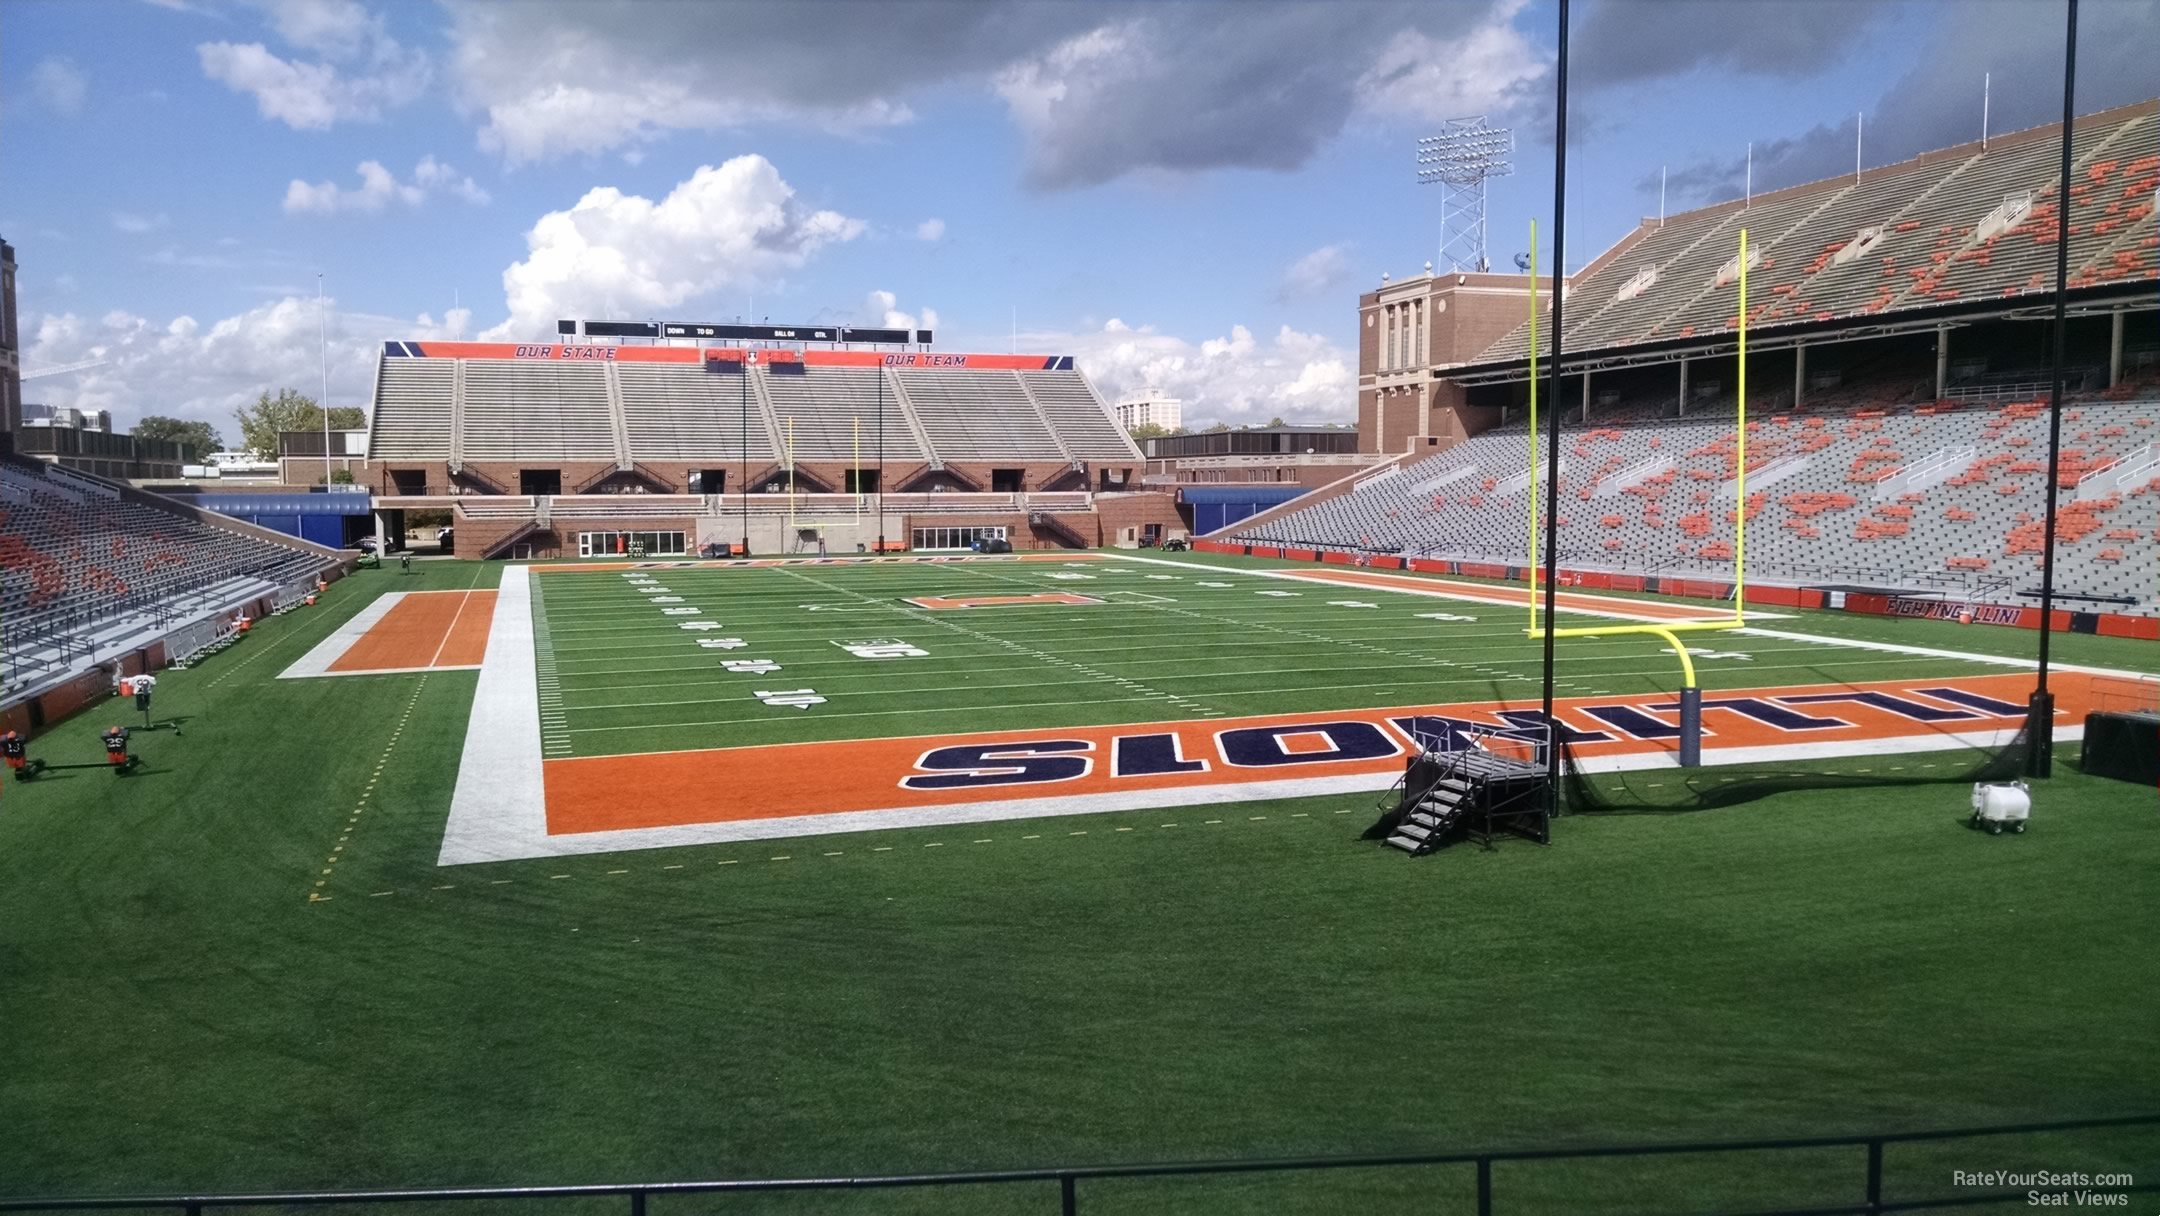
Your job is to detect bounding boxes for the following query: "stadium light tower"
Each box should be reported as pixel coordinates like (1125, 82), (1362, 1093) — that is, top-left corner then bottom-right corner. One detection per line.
(1417, 117), (1514, 273)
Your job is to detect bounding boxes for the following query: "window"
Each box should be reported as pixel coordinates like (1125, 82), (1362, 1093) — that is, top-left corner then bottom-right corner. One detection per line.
(1412, 300), (1425, 366)
(577, 530), (686, 557)
(911, 526), (1008, 551)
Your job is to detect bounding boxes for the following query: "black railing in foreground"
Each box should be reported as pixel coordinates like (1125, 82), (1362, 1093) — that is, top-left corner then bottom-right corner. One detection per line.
(4, 1113), (2152, 1216)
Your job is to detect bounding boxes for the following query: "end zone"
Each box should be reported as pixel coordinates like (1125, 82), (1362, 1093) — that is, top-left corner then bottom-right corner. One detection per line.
(280, 589), (496, 679)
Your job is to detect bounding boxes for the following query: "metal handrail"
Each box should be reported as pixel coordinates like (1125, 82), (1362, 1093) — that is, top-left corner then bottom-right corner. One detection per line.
(2, 1112), (2151, 1216)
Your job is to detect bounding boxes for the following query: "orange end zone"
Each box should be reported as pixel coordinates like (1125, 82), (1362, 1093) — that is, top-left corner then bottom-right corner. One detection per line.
(328, 590), (496, 673)
(540, 670), (2107, 837)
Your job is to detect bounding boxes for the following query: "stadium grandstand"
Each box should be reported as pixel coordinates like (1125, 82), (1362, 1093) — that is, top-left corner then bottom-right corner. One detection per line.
(0, 454), (343, 709)
(0, 234), (345, 718)
(6, 8), (2160, 1210)
(1226, 99), (2159, 620)
(363, 342), (1185, 558)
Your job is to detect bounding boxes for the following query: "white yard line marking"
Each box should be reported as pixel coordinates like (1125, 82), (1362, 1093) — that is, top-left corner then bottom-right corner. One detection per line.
(425, 589), (480, 669)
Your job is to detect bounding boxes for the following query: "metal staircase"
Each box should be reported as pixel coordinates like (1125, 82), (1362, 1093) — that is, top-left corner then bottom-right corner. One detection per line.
(1377, 729), (1552, 855)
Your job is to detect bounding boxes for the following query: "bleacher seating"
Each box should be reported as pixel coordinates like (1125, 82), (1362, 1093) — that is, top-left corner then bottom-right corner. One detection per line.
(1480, 105), (2157, 362)
(370, 358), (454, 460)
(1236, 382), (2160, 615)
(460, 362), (613, 462)
(369, 354), (1138, 471)
(0, 461), (337, 693)
(763, 367), (926, 462)
(894, 369), (1068, 461)
(618, 362), (777, 463)
(1021, 370), (1142, 460)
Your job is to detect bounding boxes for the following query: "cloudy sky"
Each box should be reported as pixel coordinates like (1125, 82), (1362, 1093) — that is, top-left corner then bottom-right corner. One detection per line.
(5, 0), (2150, 438)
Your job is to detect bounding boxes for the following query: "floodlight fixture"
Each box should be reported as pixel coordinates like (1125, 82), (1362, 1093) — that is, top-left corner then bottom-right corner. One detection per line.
(1417, 117), (1515, 273)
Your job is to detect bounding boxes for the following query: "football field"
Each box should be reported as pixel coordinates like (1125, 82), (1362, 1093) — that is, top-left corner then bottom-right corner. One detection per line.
(4, 551), (2156, 1211)
(330, 550), (2138, 864)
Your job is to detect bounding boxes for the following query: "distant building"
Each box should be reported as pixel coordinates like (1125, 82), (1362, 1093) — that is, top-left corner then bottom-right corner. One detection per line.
(22, 405), (111, 433)
(1142, 424), (1371, 485)
(1359, 263), (1554, 455)
(277, 427), (371, 484)
(1114, 390), (1182, 432)
(14, 404), (189, 480)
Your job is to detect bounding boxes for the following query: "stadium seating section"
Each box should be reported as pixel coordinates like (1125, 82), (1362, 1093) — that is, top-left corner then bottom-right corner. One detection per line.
(0, 460), (336, 694)
(370, 358), (1140, 468)
(1480, 105), (2156, 361)
(1238, 380), (2160, 614)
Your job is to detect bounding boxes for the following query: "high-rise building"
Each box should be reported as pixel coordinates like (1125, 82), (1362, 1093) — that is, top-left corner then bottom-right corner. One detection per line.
(1114, 390), (1182, 432)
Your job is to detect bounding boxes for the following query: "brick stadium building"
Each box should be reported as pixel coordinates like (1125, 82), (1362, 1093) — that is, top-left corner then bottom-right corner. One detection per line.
(361, 342), (1187, 558)
(1226, 99), (2158, 621)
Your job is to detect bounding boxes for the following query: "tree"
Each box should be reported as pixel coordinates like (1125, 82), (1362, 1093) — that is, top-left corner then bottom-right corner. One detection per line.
(1128, 422), (1173, 440)
(1261, 415), (1289, 429)
(132, 415), (221, 458)
(234, 389), (368, 457)
(1201, 421), (1232, 433)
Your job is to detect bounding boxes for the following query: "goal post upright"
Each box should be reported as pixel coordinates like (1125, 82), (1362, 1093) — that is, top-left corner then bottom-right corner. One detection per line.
(1736, 226), (1749, 625)
(1524, 226), (1754, 768)
(1526, 218), (1542, 638)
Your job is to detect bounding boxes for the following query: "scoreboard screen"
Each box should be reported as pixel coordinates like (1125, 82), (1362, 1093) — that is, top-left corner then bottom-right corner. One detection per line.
(581, 320), (662, 339)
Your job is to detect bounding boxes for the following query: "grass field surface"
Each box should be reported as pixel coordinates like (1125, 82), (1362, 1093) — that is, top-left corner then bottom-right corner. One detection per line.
(0, 553), (2153, 1213)
(531, 554), (2021, 756)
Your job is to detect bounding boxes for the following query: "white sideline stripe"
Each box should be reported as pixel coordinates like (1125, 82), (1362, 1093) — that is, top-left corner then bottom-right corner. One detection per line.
(290, 663), (481, 679)
(431, 724), (2079, 863)
(1736, 627), (2153, 680)
(1106, 553), (2156, 681)
(277, 593), (406, 680)
(438, 567), (547, 866)
(1091, 551), (1792, 623)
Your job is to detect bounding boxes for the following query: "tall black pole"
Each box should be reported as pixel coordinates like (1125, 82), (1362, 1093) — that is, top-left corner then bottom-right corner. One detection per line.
(1539, 0), (1570, 811)
(2027, 0), (2078, 778)
(740, 359), (749, 558)
(877, 364), (887, 554)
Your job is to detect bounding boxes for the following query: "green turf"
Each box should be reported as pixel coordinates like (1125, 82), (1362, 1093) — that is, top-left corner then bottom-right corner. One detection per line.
(536, 554), (2042, 757)
(0, 555), (2154, 1214)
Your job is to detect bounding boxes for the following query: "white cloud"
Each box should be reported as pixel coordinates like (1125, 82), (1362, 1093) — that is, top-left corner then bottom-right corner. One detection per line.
(915, 217), (946, 242)
(1046, 318), (1354, 427)
(1354, 0), (1546, 125)
(112, 211), (171, 235)
(446, 0), (1002, 165)
(486, 155), (865, 339)
(23, 296), (473, 434)
(1279, 243), (1352, 300)
(413, 156), (492, 204)
(197, 3), (428, 130)
(31, 57), (88, 116)
(285, 156), (490, 214)
(198, 39), (429, 128)
(263, 0), (386, 59)
(867, 291), (938, 333)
